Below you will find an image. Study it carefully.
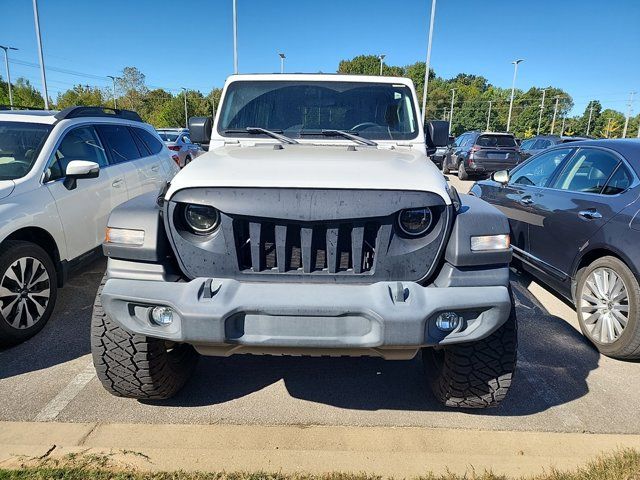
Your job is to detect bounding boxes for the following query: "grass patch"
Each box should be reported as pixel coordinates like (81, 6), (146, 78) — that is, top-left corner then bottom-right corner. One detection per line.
(0, 449), (638, 480)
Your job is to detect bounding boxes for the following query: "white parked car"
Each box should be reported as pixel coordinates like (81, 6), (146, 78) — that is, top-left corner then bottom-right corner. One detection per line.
(0, 106), (179, 346)
(156, 128), (203, 167)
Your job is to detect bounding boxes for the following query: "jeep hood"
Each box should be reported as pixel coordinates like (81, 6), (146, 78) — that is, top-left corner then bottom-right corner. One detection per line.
(166, 144), (451, 204)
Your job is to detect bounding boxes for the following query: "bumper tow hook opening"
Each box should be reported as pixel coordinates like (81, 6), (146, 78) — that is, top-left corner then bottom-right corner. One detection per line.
(393, 282), (408, 303)
(203, 278), (223, 299)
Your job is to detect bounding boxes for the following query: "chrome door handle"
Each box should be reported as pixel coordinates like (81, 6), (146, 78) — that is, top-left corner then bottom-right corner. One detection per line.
(112, 179), (124, 188)
(579, 209), (602, 220)
(520, 196), (534, 205)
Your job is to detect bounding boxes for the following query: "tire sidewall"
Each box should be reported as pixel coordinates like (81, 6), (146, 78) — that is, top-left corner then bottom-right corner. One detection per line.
(576, 256), (639, 357)
(0, 242), (58, 346)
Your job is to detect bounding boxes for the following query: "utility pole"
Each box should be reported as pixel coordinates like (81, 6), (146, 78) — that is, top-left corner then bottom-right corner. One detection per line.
(506, 59), (523, 132)
(378, 54), (385, 75)
(561, 117), (566, 136)
(550, 97), (560, 135)
(448, 88), (456, 135)
(278, 53), (286, 73)
(606, 117), (612, 138)
(107, 75), (119, 109)
(232, 0), (238, 74)
(442, 107), (447, 120)
(537, 89), (546, 135)
(486, 100), (492, 131)
(622, 91), (636, 138)
(586, 103), (594, 136)
(32, 0), (49, 109)
(181, 87), (188, 128)
(0, 45), (18, 109)
(421, 0), (437, 125)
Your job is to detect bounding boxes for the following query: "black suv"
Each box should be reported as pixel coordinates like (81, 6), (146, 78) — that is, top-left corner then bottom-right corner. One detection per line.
(471, 139), (640, 360)
(520, 135), (588, 161)
(442, 131), (521, 180)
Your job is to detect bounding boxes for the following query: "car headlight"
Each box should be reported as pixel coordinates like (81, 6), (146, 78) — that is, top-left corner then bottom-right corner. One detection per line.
(183, 204), (220, 234)
(397, 207), (433, 236)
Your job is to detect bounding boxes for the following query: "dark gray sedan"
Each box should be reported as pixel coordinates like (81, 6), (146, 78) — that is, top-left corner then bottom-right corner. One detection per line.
(519, 135), (588, 161)
(470, 139), (640, 360)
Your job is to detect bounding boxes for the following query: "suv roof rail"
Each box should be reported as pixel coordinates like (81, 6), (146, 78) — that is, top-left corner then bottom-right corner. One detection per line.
(54, 106), (143, 123)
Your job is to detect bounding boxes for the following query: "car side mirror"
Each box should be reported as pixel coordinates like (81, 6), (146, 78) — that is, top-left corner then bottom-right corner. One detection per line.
(188, 116), (212, 146)
(424, 120), (449, 148)
(63, 160), (100, 190)
(492, 170), (510, 185)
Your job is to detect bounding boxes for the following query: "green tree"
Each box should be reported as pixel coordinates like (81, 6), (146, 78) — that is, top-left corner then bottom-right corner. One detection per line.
(55, 84), (106, 108)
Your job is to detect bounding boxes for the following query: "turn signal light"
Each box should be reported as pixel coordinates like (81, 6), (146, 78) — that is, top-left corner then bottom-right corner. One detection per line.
(470, 234), (510, 251)
(168, 145), (181, 151)
(105, 227), (145, 246)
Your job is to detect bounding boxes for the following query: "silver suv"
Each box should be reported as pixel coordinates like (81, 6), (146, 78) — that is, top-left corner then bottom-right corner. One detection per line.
(0, 107), (179, 346)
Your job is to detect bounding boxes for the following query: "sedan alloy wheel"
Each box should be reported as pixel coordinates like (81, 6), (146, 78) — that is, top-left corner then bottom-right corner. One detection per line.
(580, 267), (629, 344)
(0, 256), (51, 329)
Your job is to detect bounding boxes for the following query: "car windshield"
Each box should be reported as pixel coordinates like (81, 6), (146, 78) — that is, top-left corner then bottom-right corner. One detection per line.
(157, 132), (180, 142)
(218, 80), (419, 141)
(476, 135), (517, 147)
(0, 121), (53, 180)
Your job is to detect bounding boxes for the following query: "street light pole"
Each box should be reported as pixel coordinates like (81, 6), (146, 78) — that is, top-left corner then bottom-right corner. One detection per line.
(421, 0), (437, 125)
(537, 89), (546, 135)
(232, 0), (238, 74)
(551, 97), (560, 135)
(448, 88), (456, 135)
(606, 118), (612, 138)
(622, 91), (636, 138)
(0, 45), (18, 109)
(486, 101), (492, 131)
(278, 53), (286, 74)
(506, 59), (523, 132)
(586, 103), (594, 136)
(32, 0), (49, 109)
(181, 88), (188, 128)
(107, 75), (118, 109)
(561, 117), (566, 136)
(378, 54), (386, 76)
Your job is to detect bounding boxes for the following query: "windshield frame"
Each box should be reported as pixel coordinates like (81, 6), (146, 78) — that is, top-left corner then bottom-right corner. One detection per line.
(0, 121), (53, 181)
(216, 79), (421, 142)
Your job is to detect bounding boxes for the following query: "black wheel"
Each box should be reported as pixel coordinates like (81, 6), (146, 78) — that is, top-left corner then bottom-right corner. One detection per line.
(184, 155), (192, 166)
(576, 256), (640, 359)
(0, 241), (57, 347)
(91, 275), (198, 399)
(458, 163), (470, 181)
(442, 156), (450, 174)
(422, 291), (518, 408)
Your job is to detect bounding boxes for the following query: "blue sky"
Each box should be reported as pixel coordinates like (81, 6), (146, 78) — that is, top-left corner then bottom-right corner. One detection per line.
(2, 0), (639, 115)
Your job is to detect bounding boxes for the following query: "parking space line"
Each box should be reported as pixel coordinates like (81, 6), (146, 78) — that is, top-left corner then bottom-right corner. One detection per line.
(33, 361), (96, 422)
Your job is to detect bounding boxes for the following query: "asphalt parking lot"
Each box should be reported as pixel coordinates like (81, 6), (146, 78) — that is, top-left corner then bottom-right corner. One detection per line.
(1, 174), (638, 435)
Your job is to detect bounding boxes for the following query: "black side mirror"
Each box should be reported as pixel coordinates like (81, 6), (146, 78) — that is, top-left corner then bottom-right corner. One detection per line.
(188, 116), (212, 146)
(425, 120), (450, 148)
(63, 160), (100, 190)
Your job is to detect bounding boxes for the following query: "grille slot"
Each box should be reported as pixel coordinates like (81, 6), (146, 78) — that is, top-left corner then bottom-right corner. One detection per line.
(234, 219), (380, 275)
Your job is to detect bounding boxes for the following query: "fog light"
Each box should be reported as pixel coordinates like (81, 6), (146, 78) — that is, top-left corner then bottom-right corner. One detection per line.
(471, 234), (510, 251)
(435, 312), (460, 332)
(150, 306), (174, 326)
(105, 227), (144, 246)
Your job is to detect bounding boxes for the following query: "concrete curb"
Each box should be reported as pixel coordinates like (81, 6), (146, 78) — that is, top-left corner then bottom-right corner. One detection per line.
(1, 421), (640, 476)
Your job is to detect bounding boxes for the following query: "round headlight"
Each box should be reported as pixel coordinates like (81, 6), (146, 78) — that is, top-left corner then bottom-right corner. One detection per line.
(183, 204), (220, 234)
(397, 207), (433, 236)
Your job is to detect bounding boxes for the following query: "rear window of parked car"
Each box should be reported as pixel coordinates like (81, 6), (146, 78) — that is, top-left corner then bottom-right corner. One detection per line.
(476, 135), (517, 147)
(96, 125), (142, 163)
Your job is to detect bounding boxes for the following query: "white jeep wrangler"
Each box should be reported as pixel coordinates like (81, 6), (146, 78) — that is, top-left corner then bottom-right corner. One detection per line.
(93, 74), (517, 408)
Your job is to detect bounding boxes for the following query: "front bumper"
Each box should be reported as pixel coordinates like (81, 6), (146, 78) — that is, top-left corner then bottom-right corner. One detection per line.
(101, 276), (512, 359)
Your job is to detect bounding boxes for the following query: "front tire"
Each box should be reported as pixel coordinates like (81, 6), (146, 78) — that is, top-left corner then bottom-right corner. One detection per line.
(442, 156), (450, 174)
(576, 256), (640, 359)
(423, 293), (518, 408)
(0, 241), (57, 347)
(91, 275), (198, 399)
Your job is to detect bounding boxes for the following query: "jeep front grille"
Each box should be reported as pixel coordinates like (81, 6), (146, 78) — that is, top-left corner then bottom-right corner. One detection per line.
(233, 220), (380, 274)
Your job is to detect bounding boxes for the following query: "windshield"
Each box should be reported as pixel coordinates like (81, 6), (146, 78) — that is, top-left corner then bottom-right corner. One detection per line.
(0, 121), (53, 180)
(476, 134), (517, 148)
(218, 80), (419, 141)
(157, 132), (180, 142)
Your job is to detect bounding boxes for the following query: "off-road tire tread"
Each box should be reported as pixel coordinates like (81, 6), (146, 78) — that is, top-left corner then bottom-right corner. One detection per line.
(91, 275), (198, 399)
(424, 299), (518, 408)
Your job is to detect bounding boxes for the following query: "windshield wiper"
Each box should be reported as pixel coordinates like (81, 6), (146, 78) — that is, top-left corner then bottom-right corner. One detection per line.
(301, 129), (377, 146)
(223, 127), (298, 144)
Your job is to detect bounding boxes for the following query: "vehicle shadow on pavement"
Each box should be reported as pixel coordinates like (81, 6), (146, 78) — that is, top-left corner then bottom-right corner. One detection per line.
(0, 258), (105, 380)
(150, 276), (600, 416)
